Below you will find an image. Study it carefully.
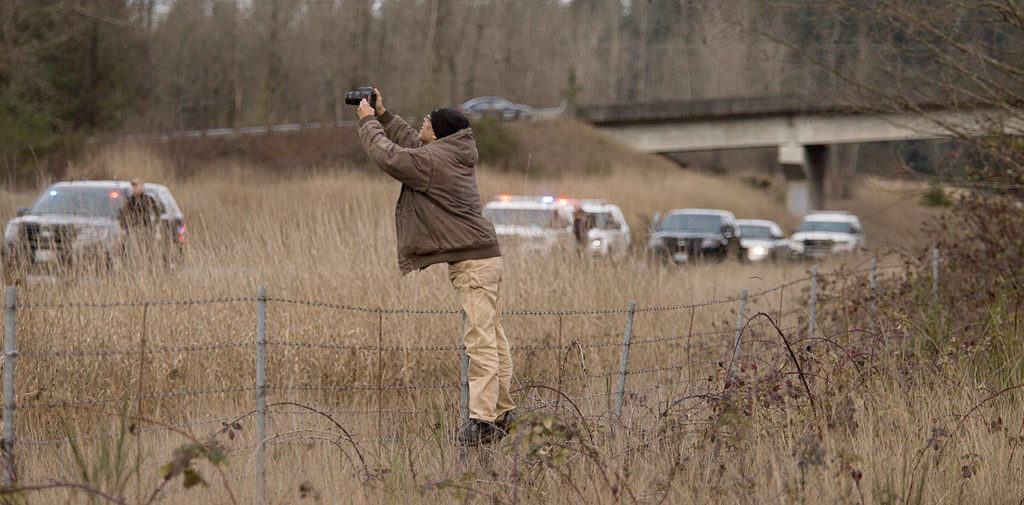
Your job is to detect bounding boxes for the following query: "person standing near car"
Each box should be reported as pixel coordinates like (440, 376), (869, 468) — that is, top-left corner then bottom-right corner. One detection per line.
(356, 89), (515, 446)
(120, 178), (163, 265)
(572, 202), (595, 250)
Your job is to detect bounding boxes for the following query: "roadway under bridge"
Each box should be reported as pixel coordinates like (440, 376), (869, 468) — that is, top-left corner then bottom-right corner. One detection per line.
(579, 97), (1023, 216)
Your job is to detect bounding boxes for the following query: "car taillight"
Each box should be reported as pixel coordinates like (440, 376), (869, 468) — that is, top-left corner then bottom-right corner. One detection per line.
(178, 225), (186, 243)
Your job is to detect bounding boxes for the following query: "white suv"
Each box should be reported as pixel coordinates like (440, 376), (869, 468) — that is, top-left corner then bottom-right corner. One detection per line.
(576, 199), (630, 258)
(482, 195), (574, 254)
(789, 211), (866, 259)
(481, 195), (630, 258)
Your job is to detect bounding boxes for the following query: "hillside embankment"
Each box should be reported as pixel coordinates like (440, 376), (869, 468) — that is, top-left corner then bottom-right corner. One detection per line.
(2, 117), (943, 255)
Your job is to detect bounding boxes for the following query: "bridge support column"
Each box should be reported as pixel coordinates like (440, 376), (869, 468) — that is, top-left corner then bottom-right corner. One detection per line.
(779, 143), (827, 216)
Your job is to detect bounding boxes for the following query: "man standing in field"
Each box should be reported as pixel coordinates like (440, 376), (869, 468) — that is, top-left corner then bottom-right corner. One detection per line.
(356, 89), (515, 446)
(120, 177), (163, 266)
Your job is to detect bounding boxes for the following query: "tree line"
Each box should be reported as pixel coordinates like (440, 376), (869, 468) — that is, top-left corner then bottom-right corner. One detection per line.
(2, 0), (1021, 177)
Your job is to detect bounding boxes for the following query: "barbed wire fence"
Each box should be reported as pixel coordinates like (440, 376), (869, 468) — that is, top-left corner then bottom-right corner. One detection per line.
(0, 250), (938, 502)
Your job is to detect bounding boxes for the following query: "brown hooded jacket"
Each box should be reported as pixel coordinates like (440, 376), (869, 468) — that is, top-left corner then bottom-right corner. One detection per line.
(358, 111), (501, 274)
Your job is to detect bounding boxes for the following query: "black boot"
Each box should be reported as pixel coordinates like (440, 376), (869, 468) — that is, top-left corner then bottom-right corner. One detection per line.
(456, 419), (499, 446)
(495, 409), (517, 438)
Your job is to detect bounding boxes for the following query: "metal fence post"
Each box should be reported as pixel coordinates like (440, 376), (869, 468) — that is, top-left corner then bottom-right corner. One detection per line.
(255, 286), (267, 505)
(3, 287), (16, 487)
(728, 289), (749, 378)
(932, 247), (939, 305)
(870, 257), (878, 322)
(459, 311), (469, 426)
(377, 309), (384, 454)
(614, 301), (636, 424)
(809, 265), (818, 340)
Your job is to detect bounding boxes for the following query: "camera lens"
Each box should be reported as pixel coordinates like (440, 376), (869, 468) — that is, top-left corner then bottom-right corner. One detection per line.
(344, 87), (374, 106)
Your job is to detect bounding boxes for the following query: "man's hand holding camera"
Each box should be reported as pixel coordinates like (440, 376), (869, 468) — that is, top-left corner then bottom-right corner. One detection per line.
(356, 88), (385, 119)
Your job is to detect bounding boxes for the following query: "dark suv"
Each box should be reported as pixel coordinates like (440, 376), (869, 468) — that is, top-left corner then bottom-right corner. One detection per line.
(3, 181), (185, 282)
(646, 208), (742, 263)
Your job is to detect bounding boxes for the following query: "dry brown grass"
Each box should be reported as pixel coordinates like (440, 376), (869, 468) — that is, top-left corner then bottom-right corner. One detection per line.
(63, 140), (175, 185)
(4, 141), (1018, 504)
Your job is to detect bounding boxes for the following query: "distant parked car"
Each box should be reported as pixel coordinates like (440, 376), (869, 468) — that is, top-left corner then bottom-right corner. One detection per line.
(3, 180), (186, 282)
(458, 96), (534, 121)
(737, 219), (790, 262)
(789, 211), (866, 259)
(647, 208), (742, 263)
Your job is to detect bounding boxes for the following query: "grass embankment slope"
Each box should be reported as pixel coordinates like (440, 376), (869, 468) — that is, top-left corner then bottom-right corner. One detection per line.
(4, 118), (938, 255)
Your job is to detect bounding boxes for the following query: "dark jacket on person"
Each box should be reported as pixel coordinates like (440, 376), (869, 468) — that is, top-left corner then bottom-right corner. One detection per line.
(573, 209), (595, 245)
(120, 192), (162, 233)
(358, 111), (501, 275)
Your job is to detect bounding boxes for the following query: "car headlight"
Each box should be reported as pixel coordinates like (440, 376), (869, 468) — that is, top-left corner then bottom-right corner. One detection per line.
(790, 241), (804, 252)
(748, 246), (769, 260)
(3, 222), (18, 243)
(647, 237), (662, 249)
(701, 238), (720, 248)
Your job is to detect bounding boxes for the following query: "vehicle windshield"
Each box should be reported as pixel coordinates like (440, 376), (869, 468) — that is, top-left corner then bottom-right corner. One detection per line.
(799, 220), (855, 233)
(590, 212), (619, 230)
(28, 187), (124, 218)
(739, 225), (774, 239)
(658, 213), (724, 233)
(484, 208), (569, 228)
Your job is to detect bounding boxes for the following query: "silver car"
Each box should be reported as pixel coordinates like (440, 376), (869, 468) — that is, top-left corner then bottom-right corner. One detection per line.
(458, 96), (534, 121)
(737, 219), (791, 262)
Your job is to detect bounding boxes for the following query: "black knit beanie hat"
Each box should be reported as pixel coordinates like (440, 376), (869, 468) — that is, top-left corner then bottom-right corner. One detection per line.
(429, 108), (470, 139)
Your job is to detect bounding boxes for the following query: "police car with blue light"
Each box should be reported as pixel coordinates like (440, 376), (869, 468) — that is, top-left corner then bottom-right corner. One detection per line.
(3, 180), (186, 283)
(482, 194), (630, 257)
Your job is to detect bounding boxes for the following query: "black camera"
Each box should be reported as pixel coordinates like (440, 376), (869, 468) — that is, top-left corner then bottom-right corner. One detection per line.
(344, 87), (376, 107)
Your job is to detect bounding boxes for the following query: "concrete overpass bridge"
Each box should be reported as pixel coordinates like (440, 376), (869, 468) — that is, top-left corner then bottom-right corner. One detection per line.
(579, 96), (1023, 215)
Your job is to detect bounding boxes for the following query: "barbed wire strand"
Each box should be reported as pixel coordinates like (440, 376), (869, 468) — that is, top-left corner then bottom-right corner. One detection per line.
(19, 297), (257, 309)
(18, 387), (257, 410)
(19, 342), (254, 359)
(19, 414), (248, 446)
(11, 261), (906, 316)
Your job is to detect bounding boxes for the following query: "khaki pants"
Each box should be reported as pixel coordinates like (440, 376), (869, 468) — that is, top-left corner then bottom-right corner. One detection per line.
(448, 256), (515, 422)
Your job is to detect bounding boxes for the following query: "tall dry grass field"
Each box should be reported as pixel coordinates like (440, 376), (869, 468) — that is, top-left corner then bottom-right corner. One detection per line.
(3, 142), (1020, 504)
